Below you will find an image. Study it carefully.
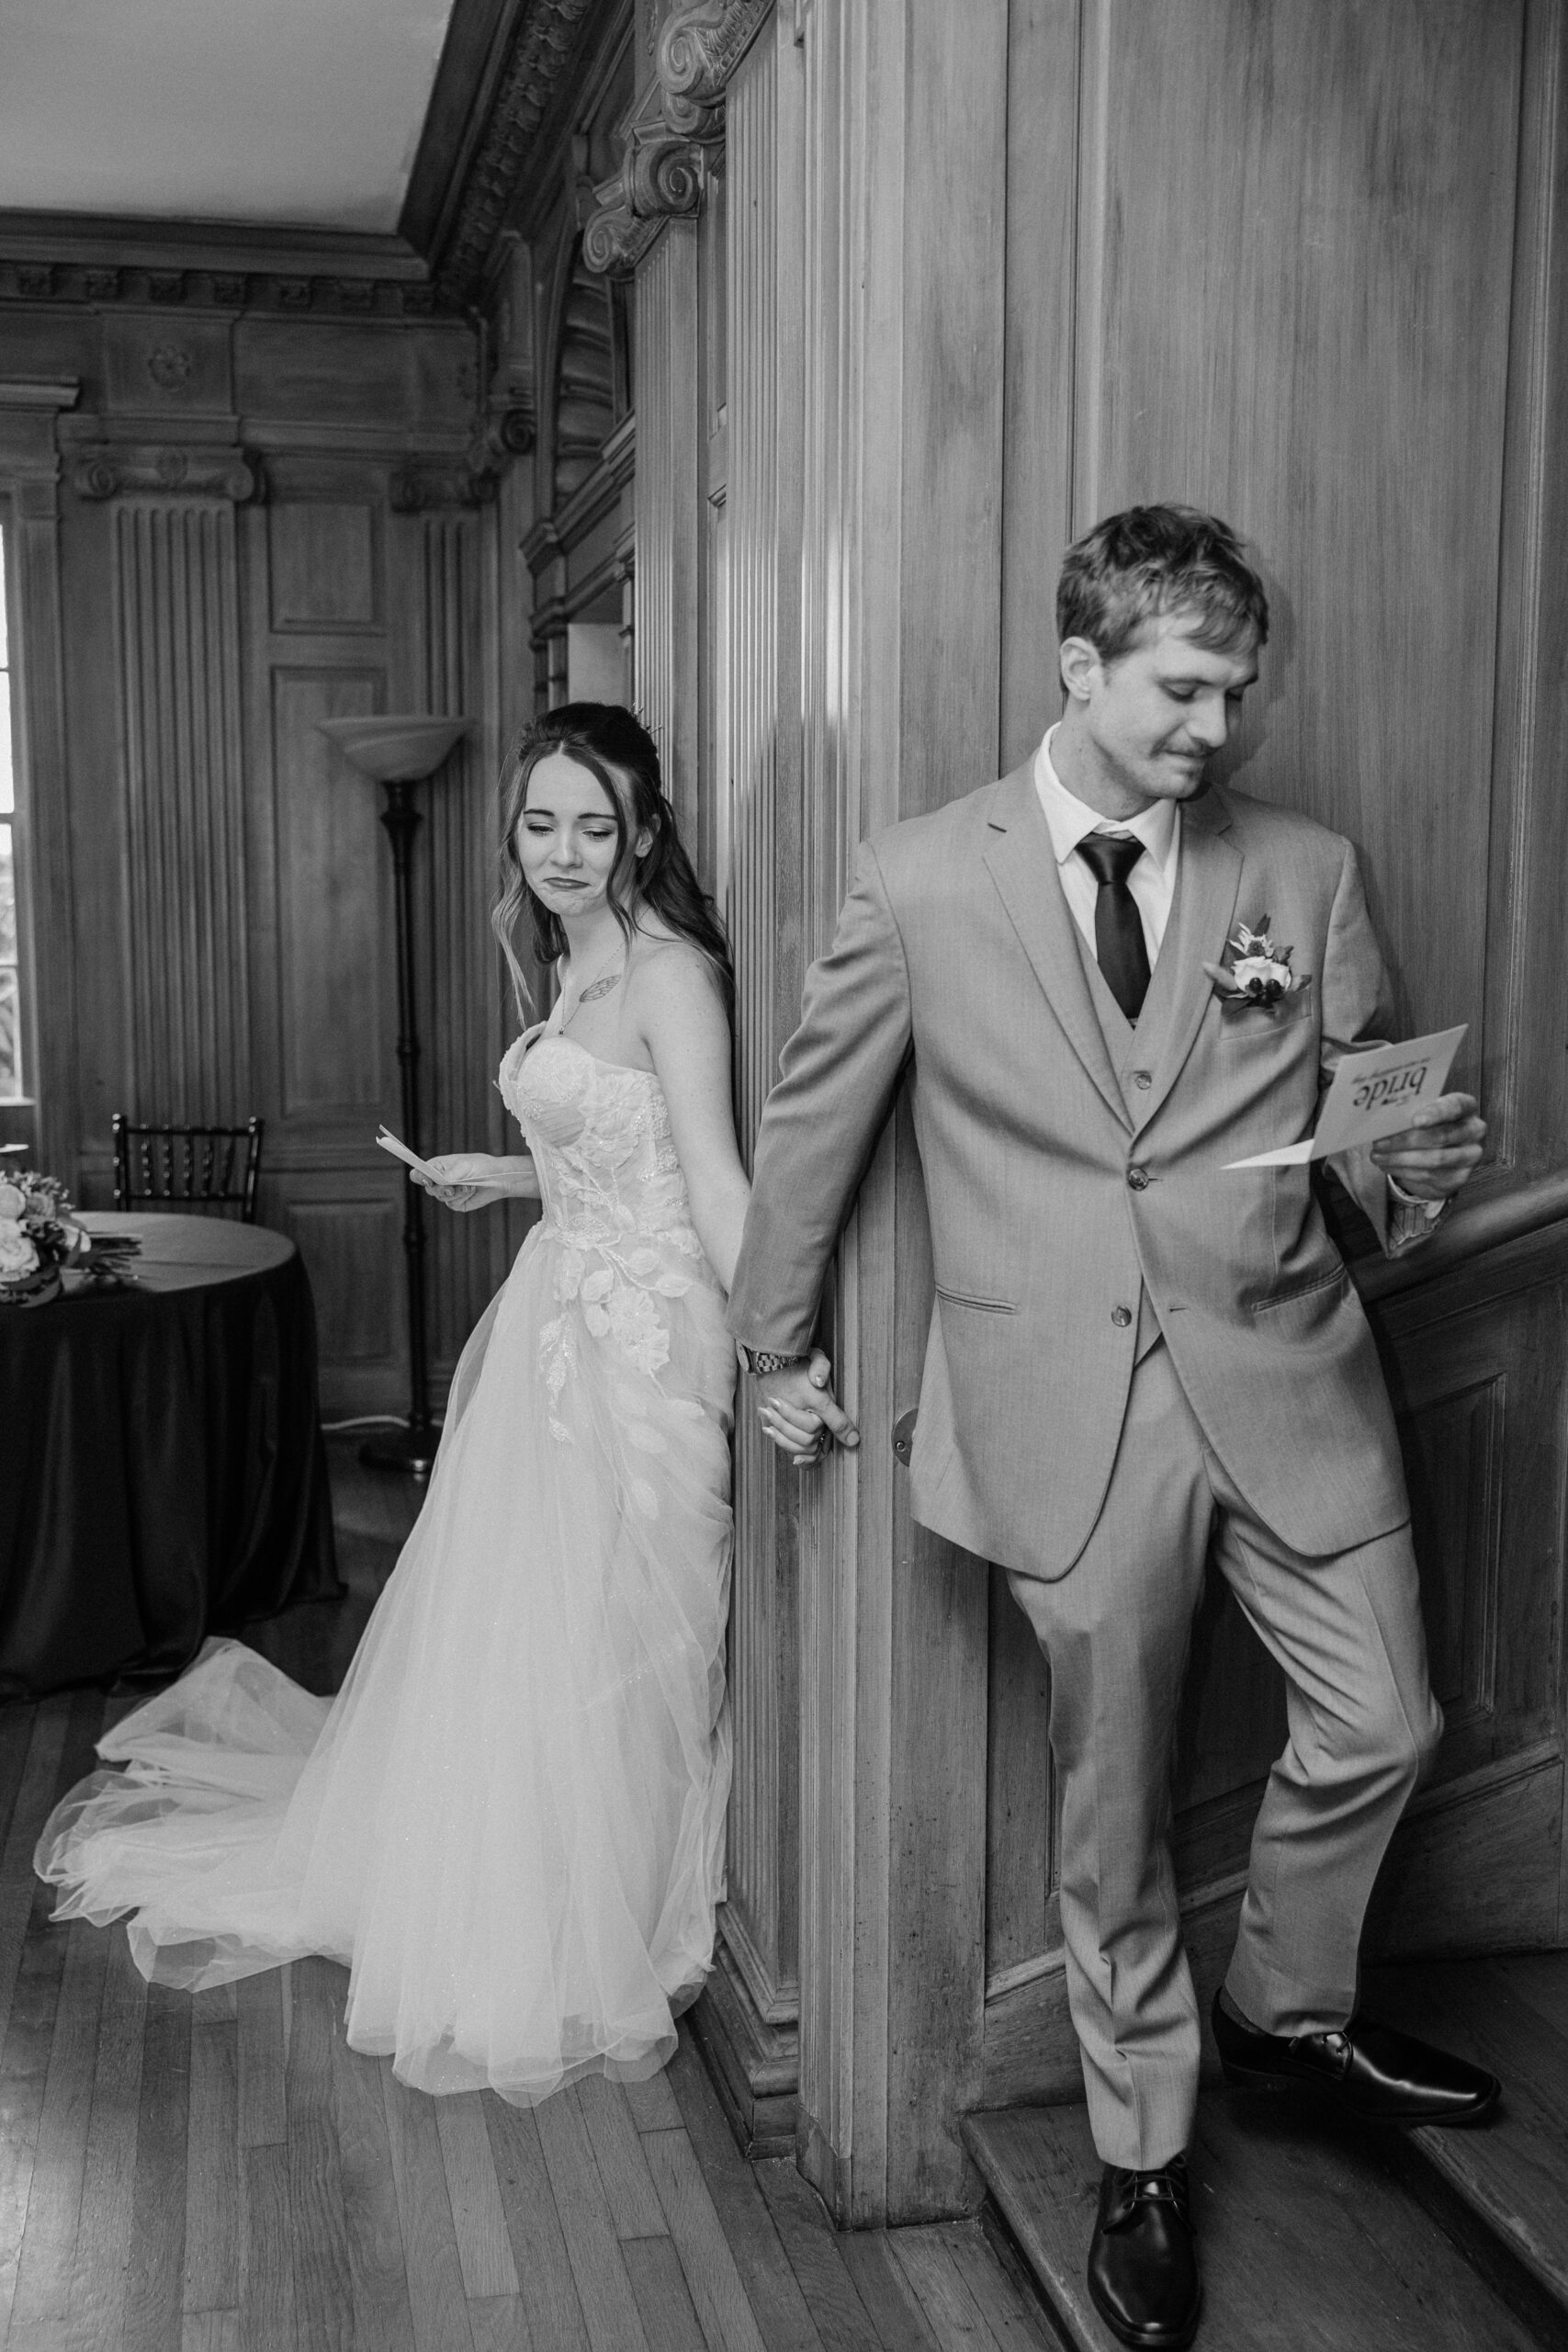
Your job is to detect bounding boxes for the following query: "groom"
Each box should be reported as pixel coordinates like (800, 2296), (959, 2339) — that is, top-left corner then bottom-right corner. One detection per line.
(727, 506), (1496, 2349)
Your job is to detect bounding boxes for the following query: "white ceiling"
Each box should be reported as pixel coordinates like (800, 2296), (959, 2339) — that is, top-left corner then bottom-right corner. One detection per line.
(0, 0), (457, 235)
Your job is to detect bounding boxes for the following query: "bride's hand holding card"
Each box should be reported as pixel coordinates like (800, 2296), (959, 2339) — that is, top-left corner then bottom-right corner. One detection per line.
(376, 1130), (537, 1210)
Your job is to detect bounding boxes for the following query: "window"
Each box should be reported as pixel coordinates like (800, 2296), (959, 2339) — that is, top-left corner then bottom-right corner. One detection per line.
(0, 531), (17, 1101)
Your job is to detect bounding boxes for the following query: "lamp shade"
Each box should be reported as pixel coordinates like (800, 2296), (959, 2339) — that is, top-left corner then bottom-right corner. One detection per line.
(317, 716), (471, 783)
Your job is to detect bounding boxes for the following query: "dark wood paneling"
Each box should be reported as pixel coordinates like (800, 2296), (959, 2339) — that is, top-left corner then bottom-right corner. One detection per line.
(1079, 0), (1524, 1054)
(1365, 1747), (1563, 1962)
(102, 314), (233, 418)
(980, 0), (1568, 2086)
(1378, 1225), (1568, 1787)
(281, 1195), (401, 1367)
(267, 503), (379, 633)
(269, 667), (388, 1123)
(233, 321), (473, 434)
(1, 252), (507, 1414)
(999, 0), (1081, 773)
(1404, 1377), (1503, 1724)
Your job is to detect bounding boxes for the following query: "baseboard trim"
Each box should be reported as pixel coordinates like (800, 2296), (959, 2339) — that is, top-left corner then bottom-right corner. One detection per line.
(688, 1937), (799, 2159)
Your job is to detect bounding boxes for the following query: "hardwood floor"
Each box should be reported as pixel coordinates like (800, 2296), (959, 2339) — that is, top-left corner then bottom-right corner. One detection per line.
(0, 1445), (1056, 2352)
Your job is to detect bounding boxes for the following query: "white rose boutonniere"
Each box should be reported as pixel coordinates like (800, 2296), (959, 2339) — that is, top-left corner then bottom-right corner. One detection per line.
(1203, 917), (1311, 1010)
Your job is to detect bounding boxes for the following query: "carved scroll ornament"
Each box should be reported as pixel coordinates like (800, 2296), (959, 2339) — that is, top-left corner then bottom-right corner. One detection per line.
(582, 118), (706, 277)
(656, 0), (773, 138)
(73, 445), (262, 503)
(581, 0), (771, 275)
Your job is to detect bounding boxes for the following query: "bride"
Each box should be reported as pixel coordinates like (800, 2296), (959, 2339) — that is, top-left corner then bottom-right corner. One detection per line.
(35, 702), (817, 2105)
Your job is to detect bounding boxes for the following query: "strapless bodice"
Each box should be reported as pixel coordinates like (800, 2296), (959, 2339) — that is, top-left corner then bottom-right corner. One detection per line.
(496, 1035), (722, 1407)
(500, 1031), (702, 1250)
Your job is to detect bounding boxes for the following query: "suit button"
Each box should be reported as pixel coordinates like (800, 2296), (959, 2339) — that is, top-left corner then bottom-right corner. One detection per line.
(1127, 1165), (1150, 1191)
(1111, 1306), (1133, 1328)
(1132, 1069), (1152, 1089)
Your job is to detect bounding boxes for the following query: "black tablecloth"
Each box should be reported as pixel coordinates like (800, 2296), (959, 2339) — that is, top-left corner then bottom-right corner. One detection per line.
(0, 1213), (340, 1695)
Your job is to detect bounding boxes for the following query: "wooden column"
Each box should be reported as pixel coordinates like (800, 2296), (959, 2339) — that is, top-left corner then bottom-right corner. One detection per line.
(793, 0), (1010, 2226)
(633, 222), (703, 850)
(108, 480), (254, 1124)
(407, 501), (514, 1375)
(701, 6), (808, 2149)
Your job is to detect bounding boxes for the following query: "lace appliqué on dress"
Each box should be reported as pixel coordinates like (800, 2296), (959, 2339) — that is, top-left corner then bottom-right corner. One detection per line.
(508, 1038), (711, 1442)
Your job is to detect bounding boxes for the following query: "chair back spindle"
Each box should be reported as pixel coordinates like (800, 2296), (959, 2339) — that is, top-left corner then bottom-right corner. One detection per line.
(111, 1115), (265, 1222)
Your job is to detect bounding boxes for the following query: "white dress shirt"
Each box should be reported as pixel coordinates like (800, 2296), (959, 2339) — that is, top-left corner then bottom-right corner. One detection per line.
(1033, 725), (1180, 968)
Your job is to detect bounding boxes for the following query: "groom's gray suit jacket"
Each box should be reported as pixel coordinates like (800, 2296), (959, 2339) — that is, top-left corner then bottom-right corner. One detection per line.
(728, 762), (1415, 1580)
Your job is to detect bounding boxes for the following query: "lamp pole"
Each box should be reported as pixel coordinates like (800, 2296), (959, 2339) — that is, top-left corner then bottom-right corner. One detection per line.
(367, 773), (436, 1475)
(316, 714), (471, 1480)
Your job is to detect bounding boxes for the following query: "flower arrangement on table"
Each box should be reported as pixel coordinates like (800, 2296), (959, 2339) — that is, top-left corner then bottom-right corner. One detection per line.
(0, 1170), (140, 1307)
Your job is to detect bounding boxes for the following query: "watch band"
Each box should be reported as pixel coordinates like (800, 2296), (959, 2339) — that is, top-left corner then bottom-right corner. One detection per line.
(741, 1347), (809, 1375)
(1387, 1173), (1446, 1221)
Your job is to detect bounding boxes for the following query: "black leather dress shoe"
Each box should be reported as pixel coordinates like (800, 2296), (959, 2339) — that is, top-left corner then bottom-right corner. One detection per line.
(1087, 2155), (1201, 2350)
(1212, 1990), (1500, 2125)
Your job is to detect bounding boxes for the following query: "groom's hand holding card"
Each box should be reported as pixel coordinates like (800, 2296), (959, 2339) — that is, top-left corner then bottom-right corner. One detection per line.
(1226, 1026), (1472, 1174)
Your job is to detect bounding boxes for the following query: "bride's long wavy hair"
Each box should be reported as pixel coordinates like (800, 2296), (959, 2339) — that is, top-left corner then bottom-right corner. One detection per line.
(492, 703), (735, 1023)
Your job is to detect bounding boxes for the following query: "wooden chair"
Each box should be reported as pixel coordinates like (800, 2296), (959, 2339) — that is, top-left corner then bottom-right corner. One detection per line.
(111, 1115), (265, 1223)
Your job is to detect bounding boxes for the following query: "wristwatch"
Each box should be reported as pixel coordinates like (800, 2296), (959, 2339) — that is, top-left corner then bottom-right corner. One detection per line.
(739, 1346), (808, 1375)
(1386, 1174), (1447, 1225)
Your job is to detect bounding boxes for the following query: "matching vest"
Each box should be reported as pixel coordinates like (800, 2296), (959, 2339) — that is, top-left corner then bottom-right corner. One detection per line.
(1071, 918), (1166, 1364)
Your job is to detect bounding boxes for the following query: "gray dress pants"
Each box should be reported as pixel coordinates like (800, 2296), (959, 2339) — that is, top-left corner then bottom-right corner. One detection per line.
(1006, 1336), (1442, 2171)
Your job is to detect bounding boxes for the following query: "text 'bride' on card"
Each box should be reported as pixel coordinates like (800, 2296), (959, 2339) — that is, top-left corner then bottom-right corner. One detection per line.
(1224, 1024), (1468, 1170)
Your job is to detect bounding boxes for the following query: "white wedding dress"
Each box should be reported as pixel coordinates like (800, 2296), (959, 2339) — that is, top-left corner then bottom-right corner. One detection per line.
(35, 1012), (736, 2103)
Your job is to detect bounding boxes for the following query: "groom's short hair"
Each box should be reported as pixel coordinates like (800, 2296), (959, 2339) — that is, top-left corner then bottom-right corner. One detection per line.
(1057, 504), (1269, 665)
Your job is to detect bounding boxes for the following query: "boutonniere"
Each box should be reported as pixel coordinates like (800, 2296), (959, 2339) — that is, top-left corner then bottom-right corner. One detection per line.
(1202, 916), (1312, 1008)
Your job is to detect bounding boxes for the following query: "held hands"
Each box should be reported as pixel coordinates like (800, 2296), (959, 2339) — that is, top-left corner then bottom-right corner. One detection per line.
(1371, 1091), (1486, 1202)
(753, 1350), (861, 1469)
(411, 1153), (534, 1213)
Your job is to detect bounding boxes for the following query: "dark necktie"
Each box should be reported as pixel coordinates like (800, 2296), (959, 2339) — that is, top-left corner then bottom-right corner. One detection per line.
(1076, 833), (1151, 1022)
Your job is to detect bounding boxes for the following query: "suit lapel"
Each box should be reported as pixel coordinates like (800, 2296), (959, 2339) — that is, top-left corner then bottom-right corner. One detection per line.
(1134, 786), (1242, 1130)
(981, 765), (1131, 1131)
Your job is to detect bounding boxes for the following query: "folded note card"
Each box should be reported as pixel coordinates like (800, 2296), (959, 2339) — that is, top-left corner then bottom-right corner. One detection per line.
(376, 1126), (440, 1181)
(1225, 1025), (1468, 1169)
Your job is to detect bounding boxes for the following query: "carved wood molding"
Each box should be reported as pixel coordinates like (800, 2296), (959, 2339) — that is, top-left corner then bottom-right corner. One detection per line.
(0, 260), (448, 319)
(656, 0), (773, 137)
(1355, 1169), (1568, 1305)
(0, 376), (80, 414)
(388, 461), (497, 513)
(436, 0), (598, 301)
(0, 377), (79, 513)
(582, 0), (769, 277)
(582, 106), (706, 277)
(72, 445), (262, 503)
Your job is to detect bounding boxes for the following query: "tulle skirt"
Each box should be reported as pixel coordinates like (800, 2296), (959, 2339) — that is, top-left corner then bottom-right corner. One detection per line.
(34, 1220), (736, 2105)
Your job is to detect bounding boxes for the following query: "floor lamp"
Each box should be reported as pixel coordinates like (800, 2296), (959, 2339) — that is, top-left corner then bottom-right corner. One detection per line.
(318, 714), (471, 1477)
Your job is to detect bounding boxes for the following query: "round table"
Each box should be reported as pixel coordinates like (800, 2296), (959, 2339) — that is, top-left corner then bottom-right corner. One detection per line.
(0, 1213), (340, 1696)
